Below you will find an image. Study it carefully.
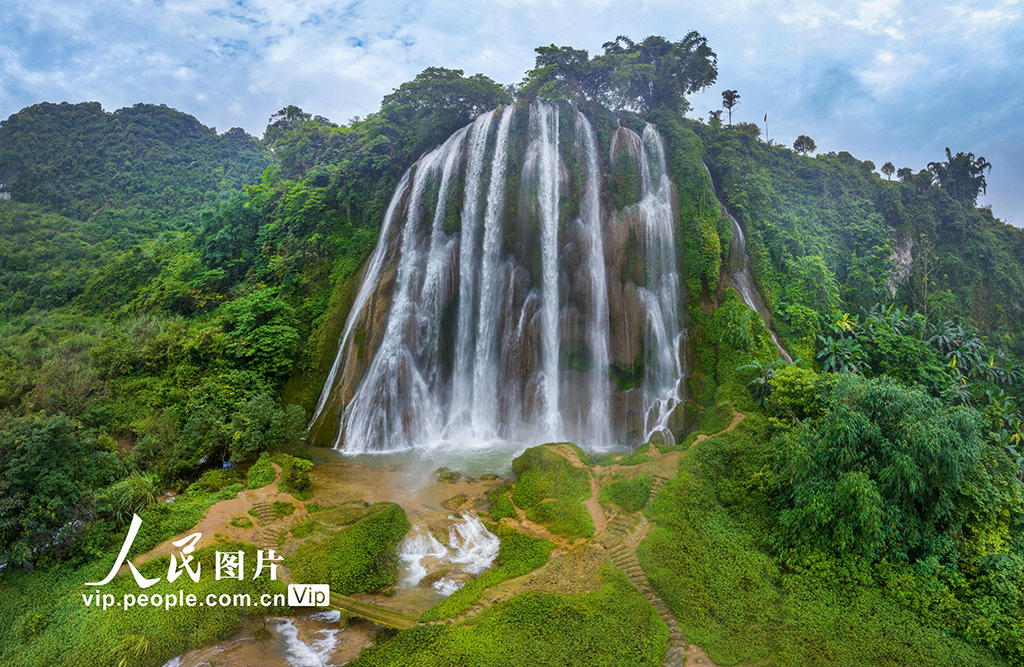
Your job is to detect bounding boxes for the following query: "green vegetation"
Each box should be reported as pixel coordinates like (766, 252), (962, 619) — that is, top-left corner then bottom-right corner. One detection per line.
(272, 453), (313, 500)
(0, 413), (117, 565)
(511, 444), (591, 509)
(588, 444), (655, 467)
(354, 563), (666, 667)
(525, 498), (594, 539)
(0, 541), (289, 667)
(598, 473), (651, 512)
(420, 523), (555, 621)
(484, 487), (518, 522)
(246, 452), (276, 488)
(639, 418), (1010, 666)
(288, 503), (410, 595)
(0, 102), (268, 230)
(510, 444), (595, 538)
(291, 520), (320, 538)
(270, 501), (295, 520)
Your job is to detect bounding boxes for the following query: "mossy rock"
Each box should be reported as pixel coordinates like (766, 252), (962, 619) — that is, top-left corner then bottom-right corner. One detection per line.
(443, 494), (469, 510)
(287, 502), (411, 595)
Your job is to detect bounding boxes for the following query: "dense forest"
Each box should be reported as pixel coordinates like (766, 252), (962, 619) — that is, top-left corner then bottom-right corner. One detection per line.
(1, 33), (1022, 667)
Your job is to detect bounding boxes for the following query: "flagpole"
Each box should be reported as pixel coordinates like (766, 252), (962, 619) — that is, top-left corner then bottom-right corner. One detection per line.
(764, 113), (768, 143)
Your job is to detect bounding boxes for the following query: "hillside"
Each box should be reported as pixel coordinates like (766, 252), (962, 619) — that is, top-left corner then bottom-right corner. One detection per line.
(1, 38), (1022, 667)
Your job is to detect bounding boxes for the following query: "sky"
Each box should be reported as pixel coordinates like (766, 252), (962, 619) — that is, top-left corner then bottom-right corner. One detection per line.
(1, 0), (1022, 224)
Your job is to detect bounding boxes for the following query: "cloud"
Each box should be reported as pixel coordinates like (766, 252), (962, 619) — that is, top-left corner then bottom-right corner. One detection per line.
(0, 0), (1022, 222)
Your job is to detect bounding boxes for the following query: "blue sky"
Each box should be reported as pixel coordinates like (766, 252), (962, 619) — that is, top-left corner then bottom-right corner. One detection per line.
(2, 0), (1021, 224)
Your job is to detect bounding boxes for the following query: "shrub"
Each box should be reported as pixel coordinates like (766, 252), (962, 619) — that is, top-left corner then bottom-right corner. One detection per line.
(525, 498), (594, 539)
(599, 474), (651, 512)
(288, 503), (410, 595)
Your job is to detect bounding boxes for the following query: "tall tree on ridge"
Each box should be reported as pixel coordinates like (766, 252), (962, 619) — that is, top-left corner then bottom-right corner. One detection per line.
(722, 89), (740, 126)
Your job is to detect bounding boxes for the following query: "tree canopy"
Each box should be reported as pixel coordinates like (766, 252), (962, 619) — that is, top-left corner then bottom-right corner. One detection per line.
(928, 147), (992, 203)
(523, 33), (717, 116)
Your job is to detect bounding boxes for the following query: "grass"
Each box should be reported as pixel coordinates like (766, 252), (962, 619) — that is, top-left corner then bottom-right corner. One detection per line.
(287, 502), (410, 595)
(270, 501), (294, 519)
(524, 498), (594, 539)
(291, 521), (320, 539)
(352, 563), (667, 667)
(0, 541), (289, 667)
(485, 488), (518, 522)
(420, 524), (554, 621)
(637, 416), (1008, 667)
(271, 453), (313, 500)
(598, 474), (651, 512)
(510, 444), (592, 509)
(588, 444), (655, 467)
(246, 453), (276, 489)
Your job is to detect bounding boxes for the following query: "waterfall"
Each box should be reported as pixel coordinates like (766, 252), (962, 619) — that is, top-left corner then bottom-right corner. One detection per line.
(577, 111), (611, 450)
(310, 169), (410, 426)
(339, 127), (469, 452)
(313, 102), (697, 453)
(468, 105), (513, 442)
(450, 111), (495, 431)
(533, 102), (562, 438)
(635, 124), (686, 446)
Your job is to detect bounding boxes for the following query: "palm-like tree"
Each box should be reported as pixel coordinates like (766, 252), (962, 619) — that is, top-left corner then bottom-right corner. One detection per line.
(736, 358), (789, 406)
(816, 335), (868, 374)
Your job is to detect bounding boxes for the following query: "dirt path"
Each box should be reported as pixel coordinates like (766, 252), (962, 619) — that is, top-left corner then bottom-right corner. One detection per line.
(126, 465), (300, 571)
(692, 408), (744, 446)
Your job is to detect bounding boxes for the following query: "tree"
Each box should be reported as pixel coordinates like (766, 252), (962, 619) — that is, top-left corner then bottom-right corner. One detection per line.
(927, 147), (992, 203)
(897, 167), (913, 182)
(524, 45), (617, 112)
(772, 374), (984, 563)
(377, 67), (511, 167)
(263, 105), (313, 147)
(881, 161), (895, 179)
(601, 33), (718, 116)
(793, 135), (816, 155)
(0, 414), (117, 565)
(524, 33), (718, 117)
(721, 89), (739, 125)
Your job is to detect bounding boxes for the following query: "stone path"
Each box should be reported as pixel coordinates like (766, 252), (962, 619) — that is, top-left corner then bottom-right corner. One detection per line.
(598, 474), (690, 667)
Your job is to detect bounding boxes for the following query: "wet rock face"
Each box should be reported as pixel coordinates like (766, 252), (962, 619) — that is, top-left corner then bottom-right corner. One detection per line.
(886, 234), (914, 298)
(310, 104), (690, 452)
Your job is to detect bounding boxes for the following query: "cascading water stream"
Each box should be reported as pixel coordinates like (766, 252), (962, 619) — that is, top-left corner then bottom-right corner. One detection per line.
(635, 124), (687, 446)
(339, 127), (469, 451)
(534, 102), (562, 438)
(450, 111), (495, 432)
(468, 106), (514, 442)
(576, 111), (612, 450)
(702, 160), (792, 362)
(310, 170), (410, 426)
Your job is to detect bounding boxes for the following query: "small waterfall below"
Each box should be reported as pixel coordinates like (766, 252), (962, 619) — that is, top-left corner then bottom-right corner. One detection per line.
(311, 102), (695, 453)
(398, 514), (500, 596)
(702, 160), (792, 362)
